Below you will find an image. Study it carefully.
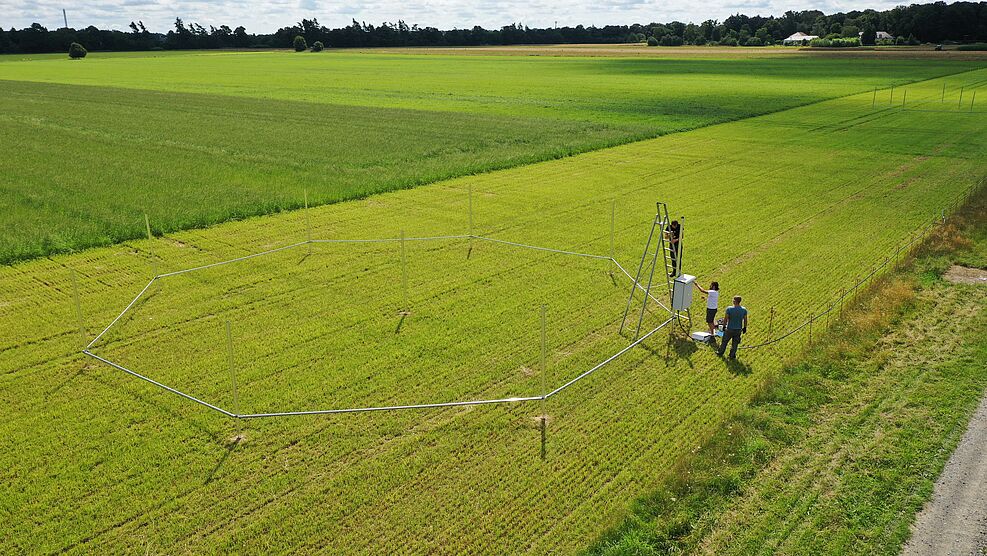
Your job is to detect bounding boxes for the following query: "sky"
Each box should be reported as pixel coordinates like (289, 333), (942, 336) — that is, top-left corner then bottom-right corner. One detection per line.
(1, 0), (907, 33)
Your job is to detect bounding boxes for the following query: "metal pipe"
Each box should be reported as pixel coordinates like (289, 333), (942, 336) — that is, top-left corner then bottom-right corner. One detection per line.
(546, 317), (673, 399)
(157, 242), (309, 278)
(238, 395), (547, 418)
(86, 277), (157, 349)
(83, 350), (236, 417)
(471, 236), (611, 260)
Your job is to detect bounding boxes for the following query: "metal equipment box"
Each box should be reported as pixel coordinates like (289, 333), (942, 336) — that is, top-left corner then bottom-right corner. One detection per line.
(672, 274), (696, 310)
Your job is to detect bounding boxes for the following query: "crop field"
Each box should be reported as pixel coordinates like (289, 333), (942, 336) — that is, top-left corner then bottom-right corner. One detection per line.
(1, 50), (984, 264)
(2, 60), (986, 553)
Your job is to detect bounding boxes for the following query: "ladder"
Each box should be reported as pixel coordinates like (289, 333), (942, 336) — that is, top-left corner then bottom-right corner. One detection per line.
(619, 202), (684, 340)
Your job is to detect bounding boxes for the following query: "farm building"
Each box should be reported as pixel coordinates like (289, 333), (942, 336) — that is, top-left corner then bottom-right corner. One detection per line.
(783, 32), (819, 44)
(859, 30), (895, 40)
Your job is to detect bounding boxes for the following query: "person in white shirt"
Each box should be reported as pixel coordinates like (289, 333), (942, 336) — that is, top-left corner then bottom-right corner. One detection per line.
(694, 281), (720, 335)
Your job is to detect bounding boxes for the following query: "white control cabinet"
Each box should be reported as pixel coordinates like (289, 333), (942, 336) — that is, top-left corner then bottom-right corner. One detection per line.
(672, 274), (696, 310)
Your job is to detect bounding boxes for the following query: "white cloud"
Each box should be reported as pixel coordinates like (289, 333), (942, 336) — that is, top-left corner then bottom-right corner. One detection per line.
(0, 0), (908, 33)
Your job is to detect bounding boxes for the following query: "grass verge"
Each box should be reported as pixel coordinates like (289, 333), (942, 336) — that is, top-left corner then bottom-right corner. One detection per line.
(585, 185), (987, 555)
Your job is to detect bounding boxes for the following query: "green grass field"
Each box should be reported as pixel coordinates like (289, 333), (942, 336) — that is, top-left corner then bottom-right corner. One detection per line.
(1, 50), (984, 263)
(2, 59), (986, 553)
(588, 192), (987, 555)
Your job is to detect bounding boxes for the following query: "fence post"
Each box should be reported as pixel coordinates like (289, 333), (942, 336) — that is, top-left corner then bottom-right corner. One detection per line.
(609, 200), (616, 275)
(468, 184), (474, 237)
(226, 320), (239, 417)
(872, 88), (877, 108)
(972, 90), (977, 113)
(889, 84), (894, 104)
(838, 287), (845, 319)
(304, 190), (312, 254)
(958, 85), (964, 108)
(70, 269), (86, 346)
(149, 257), (159, 294)
(902, 89), (907, 108)
(540, 304), (548, 461)
(401, 229), (409, 312)
(941, 82), (946, 103)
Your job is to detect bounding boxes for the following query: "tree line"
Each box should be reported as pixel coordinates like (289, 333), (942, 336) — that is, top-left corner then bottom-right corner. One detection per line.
(2, 1), (986, 55)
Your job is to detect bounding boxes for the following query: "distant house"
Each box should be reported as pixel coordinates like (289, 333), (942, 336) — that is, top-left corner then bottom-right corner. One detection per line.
(859, 30), (895, 41)
(783, 32), (819, 45)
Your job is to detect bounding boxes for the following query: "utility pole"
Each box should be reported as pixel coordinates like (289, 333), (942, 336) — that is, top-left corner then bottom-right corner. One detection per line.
(63, 9), (68, 29)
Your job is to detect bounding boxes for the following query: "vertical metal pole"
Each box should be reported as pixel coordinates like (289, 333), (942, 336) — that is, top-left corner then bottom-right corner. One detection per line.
(941, 82), (946, 103)
(401, 229), (408, 312)
(149, 257), (159, 293)
(609, 200), (615, 274)
(540, 304), (547, 461)
(871, 88), (877, 108)
(144, 213), (153, 240)
(304, 190), (312, 254)
(678, 216), (685, 276)
(540, 305), (547, 415)
(958, 86), (964, 108)
(468, 184), (474, 237)
(226, 320), (239, 416)
(70, 269), (86, 345)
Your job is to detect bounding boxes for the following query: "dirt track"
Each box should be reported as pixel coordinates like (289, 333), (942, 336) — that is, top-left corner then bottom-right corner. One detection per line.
(902, 391), (987, 556)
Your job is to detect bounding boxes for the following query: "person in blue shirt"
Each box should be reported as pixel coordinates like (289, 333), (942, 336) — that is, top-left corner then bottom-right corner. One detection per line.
(717, 295), (748, 359)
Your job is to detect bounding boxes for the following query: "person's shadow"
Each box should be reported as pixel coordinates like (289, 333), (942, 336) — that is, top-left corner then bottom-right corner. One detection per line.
(724, 357), (752, 376)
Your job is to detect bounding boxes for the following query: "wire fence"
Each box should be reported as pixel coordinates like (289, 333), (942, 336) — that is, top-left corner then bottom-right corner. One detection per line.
(740, 179), (982, 351)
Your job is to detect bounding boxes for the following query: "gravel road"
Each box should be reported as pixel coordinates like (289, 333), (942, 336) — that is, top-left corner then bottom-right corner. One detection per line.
(902, 391), (987, 556)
